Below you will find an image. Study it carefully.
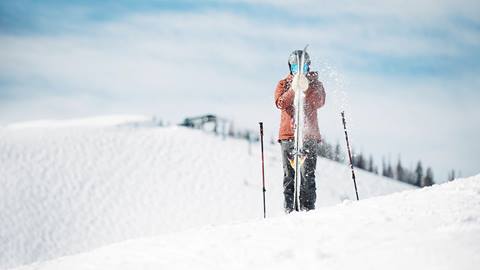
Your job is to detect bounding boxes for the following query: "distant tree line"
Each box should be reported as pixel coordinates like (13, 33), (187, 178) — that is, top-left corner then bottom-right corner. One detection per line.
(179, 114), (457, 186)
(317, 140), (443, 187)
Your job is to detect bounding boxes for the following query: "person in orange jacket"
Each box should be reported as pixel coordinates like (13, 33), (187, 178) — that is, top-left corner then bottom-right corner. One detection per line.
(274, 50), (326, 212)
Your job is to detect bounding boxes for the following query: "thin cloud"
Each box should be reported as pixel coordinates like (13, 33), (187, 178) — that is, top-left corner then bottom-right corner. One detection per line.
(0, 2), (478, 180)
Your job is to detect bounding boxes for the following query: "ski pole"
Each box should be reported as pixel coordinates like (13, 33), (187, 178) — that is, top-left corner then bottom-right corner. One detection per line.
(341, 111), (359, 201)
(259, 122), (267, 218)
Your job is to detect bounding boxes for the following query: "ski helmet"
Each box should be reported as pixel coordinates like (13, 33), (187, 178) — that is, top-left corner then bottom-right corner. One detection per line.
(288, 50), (311, 74)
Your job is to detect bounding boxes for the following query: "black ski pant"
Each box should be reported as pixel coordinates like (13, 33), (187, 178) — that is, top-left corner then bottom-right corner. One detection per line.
(280, 139), (318, 212)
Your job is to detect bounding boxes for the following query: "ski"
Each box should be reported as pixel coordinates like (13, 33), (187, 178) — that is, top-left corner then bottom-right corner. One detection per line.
(291, 44), (309, 211)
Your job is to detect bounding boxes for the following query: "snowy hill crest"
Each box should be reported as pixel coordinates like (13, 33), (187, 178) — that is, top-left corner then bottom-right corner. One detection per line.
(1, 115), (413, 269)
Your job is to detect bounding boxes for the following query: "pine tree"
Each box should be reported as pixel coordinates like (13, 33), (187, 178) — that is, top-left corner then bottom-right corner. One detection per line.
(368, 155), (374, 172)
(318, 141), (333, 159)
(448, 170), (456, 181)
(334, 142), (342, 162)
(351, 149), (356, 167)
(423, 167), (434, 186)
(386, 161), (394, 178)
(318, 141), (326, 158)
(396, 158), (405, 182)
(415, 161), (423, 187)
(327, 142), (334, 160)
(356, 152), (366, 170)
(382, 158), (388, 177)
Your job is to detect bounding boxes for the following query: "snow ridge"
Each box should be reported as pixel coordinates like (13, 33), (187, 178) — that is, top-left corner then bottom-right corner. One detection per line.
(0, 116), (412, 269)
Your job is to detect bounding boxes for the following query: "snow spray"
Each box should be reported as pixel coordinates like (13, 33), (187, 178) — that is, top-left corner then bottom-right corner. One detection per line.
(317, 59), (358, 200)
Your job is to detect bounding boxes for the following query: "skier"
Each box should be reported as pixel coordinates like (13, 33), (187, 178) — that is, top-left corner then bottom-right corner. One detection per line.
(274, 49), (326, 213)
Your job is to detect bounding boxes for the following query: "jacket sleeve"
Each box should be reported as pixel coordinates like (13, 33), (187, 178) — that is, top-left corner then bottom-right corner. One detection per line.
(306, 80), (326, 110)
(275, 79), (295, 109)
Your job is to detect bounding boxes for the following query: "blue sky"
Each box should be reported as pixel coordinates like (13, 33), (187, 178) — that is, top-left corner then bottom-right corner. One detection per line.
(1, 0), (479, 181)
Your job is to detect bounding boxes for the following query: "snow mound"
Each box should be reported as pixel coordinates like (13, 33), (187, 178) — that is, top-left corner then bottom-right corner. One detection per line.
(0, 116), (413, 269)
(15, 175), (480, 270)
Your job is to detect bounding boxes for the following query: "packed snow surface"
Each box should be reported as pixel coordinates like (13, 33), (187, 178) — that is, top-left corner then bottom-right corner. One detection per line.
(0, 116), (413, 269)
(15, 175), (480, 270)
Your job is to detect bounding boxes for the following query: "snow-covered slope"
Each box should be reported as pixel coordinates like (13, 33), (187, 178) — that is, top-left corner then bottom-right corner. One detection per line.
(15, 175), (480, 270)
(4, 115), (156, 129)
(0, 116), (412, 269)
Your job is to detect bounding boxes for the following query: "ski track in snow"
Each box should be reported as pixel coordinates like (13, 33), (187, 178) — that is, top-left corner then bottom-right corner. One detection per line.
(0, 116), (412, 269)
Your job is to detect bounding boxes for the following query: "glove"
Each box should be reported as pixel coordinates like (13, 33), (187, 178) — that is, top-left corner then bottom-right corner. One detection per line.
(292, 74), (309, 93)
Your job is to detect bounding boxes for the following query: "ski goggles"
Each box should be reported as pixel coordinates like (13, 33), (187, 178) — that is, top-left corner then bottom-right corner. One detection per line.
(290, 63), (309, 74)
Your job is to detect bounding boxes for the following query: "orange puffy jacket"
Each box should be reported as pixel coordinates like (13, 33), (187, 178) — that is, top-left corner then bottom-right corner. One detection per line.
(274, 71), (326, 142)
